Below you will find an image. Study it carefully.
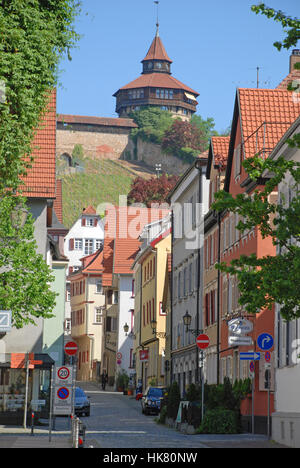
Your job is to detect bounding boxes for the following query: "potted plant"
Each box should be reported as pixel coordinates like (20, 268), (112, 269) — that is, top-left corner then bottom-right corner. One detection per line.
(116, 370), (129, 394)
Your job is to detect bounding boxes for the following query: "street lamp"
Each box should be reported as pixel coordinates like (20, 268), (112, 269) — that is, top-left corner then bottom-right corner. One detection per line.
(183, 310), (201, 336)
(123, 323), (136, 339)
(150, 319), (166, 339)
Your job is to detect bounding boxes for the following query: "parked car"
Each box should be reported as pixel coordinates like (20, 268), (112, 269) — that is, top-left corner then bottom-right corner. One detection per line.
(141, 386), (167, 415)
(74, 387), (90, 417)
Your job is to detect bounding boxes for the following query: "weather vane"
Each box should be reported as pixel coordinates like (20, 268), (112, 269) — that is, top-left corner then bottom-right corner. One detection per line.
(154, 1), (159, 36)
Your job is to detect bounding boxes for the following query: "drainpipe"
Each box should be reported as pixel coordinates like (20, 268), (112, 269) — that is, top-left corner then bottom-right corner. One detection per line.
(170, 210), (174, 385)
(194, 161), (203, 384)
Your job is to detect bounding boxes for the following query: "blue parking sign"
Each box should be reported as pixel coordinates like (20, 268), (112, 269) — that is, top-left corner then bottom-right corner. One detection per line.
(257, 333), (273, 351)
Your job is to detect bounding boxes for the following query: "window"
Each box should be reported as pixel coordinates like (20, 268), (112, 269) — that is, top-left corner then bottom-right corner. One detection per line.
(234, 145), (241, 177)
(84, 239), (93, 255)
(95, 239), (102, 250)
(87, 217), (94, 227)
(113, 290), (118, 304)
(95, 307), (103, 324)
(74, 238), (82, 250)
(96, 279), (102, 294)
(106, 316), (117, 332)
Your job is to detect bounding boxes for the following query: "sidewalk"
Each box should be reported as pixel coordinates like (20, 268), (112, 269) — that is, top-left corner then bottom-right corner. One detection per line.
(0, 425), (72, 448)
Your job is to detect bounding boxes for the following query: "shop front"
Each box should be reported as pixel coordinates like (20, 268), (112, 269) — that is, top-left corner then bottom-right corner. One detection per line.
(0, 353), (55, 425)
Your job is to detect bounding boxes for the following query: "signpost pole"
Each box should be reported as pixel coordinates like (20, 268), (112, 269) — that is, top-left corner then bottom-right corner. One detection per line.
(251, 368), (255, 434)
(23, 356), (29, 429)
(49, 364), (54, 442)
(200, 351), (204, 421)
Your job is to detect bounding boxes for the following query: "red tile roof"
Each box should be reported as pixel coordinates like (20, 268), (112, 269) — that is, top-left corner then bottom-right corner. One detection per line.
(21, 90), (56, 198)
(82, 249), (104, 274)
(102, 206), (170, 285)
(142, 35), (172, 63)
(238, 88), (300, 160)
(276, 68), (300, 90)
(211, 136), (230, 169)
(53, 179), (63, 224)
(117, 73), (199, 96)
(82, 206), (97, 215)
(57, 114), (137, 128)
(224, 87), (300, 192)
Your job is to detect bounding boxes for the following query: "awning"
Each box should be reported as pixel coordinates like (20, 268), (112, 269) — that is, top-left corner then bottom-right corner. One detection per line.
(184, 92), (197, 101)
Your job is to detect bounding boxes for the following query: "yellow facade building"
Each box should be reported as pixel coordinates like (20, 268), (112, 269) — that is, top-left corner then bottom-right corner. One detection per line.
(132, 216), (171, 390)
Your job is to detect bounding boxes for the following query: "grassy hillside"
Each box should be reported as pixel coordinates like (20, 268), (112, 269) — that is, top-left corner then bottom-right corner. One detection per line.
(59, 156), (152, 228)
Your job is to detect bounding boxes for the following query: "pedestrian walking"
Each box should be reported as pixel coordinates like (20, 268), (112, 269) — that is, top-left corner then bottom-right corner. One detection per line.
(101, 370), (108, 390)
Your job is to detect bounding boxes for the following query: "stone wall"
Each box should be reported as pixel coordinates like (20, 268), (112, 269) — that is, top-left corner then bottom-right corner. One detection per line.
(135, 138), (190, 176)
(56, 124), (134, 161)
(56, 122), (190, 177)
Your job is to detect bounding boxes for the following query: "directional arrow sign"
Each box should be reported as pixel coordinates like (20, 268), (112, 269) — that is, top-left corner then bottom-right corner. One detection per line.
(257, 333), (273, 351)
(0, 310), (12, 332)
(240, 352), (260, 361)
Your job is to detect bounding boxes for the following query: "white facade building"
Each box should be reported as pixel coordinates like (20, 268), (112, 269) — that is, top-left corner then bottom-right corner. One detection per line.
(64, 206), (104, 334)
(168, 157), (210, 396)
(265, 116), (300, 448)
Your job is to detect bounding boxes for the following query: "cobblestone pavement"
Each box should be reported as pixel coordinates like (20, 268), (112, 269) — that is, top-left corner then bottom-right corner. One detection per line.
(0, 381), (288, 449)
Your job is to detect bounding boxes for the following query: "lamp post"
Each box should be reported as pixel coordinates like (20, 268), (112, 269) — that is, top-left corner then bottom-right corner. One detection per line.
(123, 323), (135, 339)
(150, 319), (166, 339)
(183, 310), (205, 421)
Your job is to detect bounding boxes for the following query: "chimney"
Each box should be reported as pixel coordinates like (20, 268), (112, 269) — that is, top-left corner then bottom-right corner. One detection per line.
(289, 49), (300, 73)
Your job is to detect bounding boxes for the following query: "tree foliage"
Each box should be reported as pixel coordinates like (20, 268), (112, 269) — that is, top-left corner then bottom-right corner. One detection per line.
(161, 119), (207, 158)
(251, 3), (300, 51)
(212, 135), (300, 321)
(0, 195), (57, 328)
(127, 173), (179, 208)
(129, 107), (174, 145)
(190, 114), (219, 149)
(0, 0), (80, 193)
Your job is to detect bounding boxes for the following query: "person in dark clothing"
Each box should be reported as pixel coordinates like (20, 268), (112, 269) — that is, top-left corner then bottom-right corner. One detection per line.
(101, 370), (108, 390)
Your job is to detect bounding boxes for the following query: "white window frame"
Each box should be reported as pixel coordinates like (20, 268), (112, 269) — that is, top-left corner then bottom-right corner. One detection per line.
(94, 307), (103, 324)
(84, 239), (94, 255)
(74, 238), (83, 250)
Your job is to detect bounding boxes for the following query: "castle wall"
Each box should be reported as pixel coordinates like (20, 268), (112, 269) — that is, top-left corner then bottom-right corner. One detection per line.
(56, 123), (134, 160)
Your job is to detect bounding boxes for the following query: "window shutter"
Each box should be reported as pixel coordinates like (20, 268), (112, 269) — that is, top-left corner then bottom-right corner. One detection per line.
(211, 290), (215, 324)
(81, 217), (86, 227)
(69, 238), (74, 251)
(94, 217), (98, 227)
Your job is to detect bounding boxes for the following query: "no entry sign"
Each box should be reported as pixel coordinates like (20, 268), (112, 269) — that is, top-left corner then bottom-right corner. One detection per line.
(64, 341), (78, 356)
(196, 334), (210, 349)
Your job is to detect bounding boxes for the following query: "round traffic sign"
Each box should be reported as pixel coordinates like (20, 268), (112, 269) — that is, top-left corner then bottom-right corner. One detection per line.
(196, 334), (210, 349)
(57, 387), (70, 400)
(116, 352), (122, 360)
(257, 333), (273, 351)
(57, 366), (70, 380)
(249, 361), (255, 373)
(64, 341), (78, 356)
(265, 351), (271, 362)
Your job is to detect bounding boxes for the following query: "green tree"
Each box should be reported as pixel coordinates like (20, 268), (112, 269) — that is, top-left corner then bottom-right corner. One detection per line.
(129, 107), (174, 145)
(251, 3), (300, 51)
(0, 195), (56, 328)
(190, 115), (219, 149)
(0, 0), (80, 193)
(212, 135), (300, 321)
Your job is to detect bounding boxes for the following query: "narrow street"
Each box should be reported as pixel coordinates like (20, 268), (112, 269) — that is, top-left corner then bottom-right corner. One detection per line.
(73, 382), (285, 449)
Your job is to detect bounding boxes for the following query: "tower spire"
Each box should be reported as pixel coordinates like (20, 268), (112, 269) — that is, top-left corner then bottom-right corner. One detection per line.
(154, 1), (159, 37)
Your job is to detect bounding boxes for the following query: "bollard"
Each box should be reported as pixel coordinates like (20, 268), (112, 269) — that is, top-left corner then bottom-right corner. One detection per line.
(78, 420), (86, 449)
(31, 412), (34, 436)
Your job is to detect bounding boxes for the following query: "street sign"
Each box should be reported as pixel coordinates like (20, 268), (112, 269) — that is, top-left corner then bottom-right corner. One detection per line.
(196, 334), (210, 349)
(57, 387), (70, 400)
(228, 335), (253, 346)
(264, 351), (271, 362)
(53, 386), (73, 415)
(64, 341), (78, 356)
(240, 352), (261, 361)
(228, 318), (253, 336)
(0, 310), (12, 332)
(116, 352), (122, 360)
(257, 333), (274, 351)
(55, 365), (73, 386)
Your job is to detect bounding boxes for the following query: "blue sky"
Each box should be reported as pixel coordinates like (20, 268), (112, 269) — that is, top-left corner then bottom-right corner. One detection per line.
(57, 0), (299, 133)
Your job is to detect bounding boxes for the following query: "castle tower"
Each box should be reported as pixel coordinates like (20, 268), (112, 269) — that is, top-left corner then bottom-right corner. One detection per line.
(113, 22), (199, 120)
